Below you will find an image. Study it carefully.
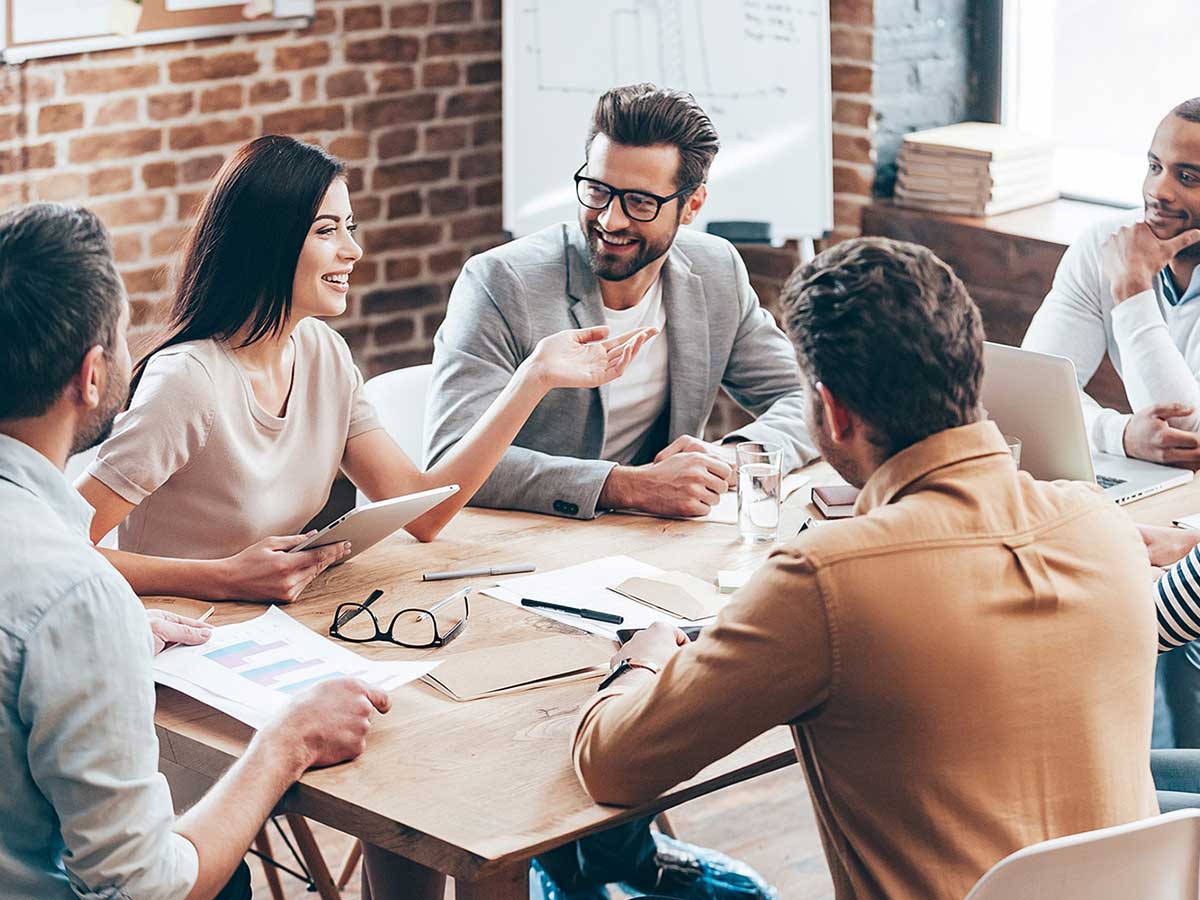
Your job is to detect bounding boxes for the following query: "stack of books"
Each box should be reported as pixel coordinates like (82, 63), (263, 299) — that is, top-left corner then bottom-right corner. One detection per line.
(894, 122), (1057, 217)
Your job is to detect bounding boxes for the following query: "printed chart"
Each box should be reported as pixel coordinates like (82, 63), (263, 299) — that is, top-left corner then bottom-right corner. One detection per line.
(153, 606), (436, 727)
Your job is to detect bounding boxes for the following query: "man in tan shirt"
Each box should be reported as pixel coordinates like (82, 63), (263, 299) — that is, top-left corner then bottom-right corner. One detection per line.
(572, 237), (1160, 900)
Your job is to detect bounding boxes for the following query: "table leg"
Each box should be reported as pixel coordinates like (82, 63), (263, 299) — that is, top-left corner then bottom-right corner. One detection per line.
(284, 814), (341, 900)
(455, 860), (528, 900)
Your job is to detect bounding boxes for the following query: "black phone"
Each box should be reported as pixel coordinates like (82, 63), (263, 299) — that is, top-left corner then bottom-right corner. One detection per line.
(616, 625), (703, 645)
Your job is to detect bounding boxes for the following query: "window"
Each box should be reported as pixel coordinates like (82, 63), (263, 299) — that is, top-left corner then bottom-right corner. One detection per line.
(1002, 0), (1194, 208)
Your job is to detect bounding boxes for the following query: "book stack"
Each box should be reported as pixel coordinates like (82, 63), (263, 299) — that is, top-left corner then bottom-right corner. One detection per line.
(894, 122), (1057, 217)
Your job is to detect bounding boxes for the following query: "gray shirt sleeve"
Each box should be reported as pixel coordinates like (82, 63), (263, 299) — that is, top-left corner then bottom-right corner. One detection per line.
(18, 575), (198, 900)
(717, 243), (818, 472)
(424, 258), (617, 519)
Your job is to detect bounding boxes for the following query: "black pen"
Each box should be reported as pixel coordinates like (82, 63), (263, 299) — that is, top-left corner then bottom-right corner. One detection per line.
(521, 597), (624, 625)
(336, 588), (383, 629)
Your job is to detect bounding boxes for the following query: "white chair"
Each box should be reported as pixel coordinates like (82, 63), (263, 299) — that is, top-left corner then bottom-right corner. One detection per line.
(65, 446), (116, 548)
(355, 363), (433, 508)
(965, 809), (1200, 900)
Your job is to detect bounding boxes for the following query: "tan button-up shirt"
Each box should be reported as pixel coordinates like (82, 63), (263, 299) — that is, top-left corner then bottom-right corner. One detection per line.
(573, 421), (1158, 900)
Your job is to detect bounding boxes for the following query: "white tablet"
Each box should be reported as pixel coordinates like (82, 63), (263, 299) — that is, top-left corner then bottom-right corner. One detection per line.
(290, 485), (460, 561)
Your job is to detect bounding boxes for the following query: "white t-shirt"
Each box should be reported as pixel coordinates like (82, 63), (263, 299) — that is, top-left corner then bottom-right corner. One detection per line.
(601, 278), (670, 464)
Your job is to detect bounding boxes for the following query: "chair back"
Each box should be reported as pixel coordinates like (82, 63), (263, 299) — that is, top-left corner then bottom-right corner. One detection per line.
(966, 809), (1200, 900)
(356, 364), (433, 508)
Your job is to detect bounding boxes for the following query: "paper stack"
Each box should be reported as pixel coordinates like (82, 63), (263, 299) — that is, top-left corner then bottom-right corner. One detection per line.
(894, 122), (1057, 217)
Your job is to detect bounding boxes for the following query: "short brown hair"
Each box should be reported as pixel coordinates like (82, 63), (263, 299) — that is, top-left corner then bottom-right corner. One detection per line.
(587, 83), (720, 192)
(781, 237), (984, 457)
(1173, 97), (1200, 124)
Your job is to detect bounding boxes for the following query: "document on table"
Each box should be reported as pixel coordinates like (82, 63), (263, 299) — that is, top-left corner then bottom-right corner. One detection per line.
(613, 473), (810, 525)
(483, 555), (730, 639)
(422, 635), (609, 701)
(152, 606), (437, 728)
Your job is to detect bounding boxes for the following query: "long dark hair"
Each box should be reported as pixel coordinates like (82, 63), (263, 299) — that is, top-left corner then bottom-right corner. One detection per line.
(130, 134), (345, 396)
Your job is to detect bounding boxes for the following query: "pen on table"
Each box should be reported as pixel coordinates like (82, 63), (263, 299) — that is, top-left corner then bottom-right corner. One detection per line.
(335, 588), (383, 629)
(520, 598), (624, 625)
(162, 606), (215, 652)
(422, 563), (536, 581)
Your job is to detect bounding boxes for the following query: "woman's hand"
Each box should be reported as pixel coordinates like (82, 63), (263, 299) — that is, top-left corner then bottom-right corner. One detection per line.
(217, 534), (352, 603)
(1138, 523), (1200, 567)
(525, 325), (658, 390)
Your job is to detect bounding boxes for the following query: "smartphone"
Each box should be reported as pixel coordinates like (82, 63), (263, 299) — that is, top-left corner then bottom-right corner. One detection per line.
(616, 625), (703, 645)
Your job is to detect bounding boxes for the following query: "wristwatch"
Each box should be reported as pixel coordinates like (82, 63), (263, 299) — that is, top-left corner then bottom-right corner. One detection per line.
(598, 657), (659, 691)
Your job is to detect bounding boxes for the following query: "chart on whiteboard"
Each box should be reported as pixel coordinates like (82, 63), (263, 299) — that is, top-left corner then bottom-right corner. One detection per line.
(11, 0), (113, 44)
(503, 0), (832, 241)
(153, 606), (436, 727)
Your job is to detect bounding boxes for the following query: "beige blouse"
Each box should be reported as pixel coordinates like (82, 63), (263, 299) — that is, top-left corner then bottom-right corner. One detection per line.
(89, 318), (381, 560)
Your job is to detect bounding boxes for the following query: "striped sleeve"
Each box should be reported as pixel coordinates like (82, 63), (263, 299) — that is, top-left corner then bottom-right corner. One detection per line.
(1157, 544), (1200, 652)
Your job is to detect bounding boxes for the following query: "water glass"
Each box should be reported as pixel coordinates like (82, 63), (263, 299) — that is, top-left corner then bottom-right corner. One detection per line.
(736, 442), (783, 543)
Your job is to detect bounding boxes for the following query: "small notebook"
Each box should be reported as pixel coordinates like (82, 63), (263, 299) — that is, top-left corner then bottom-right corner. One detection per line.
(611, 572), (728, 621)
(421, 635), (609, 702)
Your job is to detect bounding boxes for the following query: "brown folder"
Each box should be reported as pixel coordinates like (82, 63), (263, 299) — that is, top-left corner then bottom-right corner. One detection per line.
(421, 635), (609, 702)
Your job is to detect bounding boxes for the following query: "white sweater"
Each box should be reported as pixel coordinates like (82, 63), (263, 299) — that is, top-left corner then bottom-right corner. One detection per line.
(1022, 209), (1200, 456)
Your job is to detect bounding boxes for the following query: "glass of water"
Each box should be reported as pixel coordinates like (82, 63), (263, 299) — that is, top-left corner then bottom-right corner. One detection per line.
(736, 441), (783, 543)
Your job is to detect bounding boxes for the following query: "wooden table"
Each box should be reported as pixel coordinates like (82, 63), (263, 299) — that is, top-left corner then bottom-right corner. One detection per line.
(153, 484), (829, 899)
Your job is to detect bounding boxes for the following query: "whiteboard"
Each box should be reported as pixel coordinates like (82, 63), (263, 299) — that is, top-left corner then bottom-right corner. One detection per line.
(502, 0), (833, 243)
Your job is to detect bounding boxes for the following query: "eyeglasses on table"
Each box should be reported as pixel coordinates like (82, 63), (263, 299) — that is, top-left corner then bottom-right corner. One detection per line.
(329, 585), (471, 649)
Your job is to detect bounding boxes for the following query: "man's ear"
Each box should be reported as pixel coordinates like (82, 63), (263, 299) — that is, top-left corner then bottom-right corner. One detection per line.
(816, 381), (854, 444)
(680, 183), (707, 225)
(75, 345), (106, 411)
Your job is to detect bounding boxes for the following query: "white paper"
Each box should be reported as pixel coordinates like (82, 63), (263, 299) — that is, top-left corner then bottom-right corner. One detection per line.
(153, 607), (436, 728)
(1173, 513), (1200, 530)
(164, 0), (242, 9)
(484, 555), (718, 639)
(12, 0), (112, 43)
(273, 0), (315, 15)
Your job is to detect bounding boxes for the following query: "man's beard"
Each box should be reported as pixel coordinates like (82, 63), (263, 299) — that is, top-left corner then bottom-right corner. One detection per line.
(71, 359), (127, 455)
(582, 220), (676, 282)
(809, 392), (869, 489)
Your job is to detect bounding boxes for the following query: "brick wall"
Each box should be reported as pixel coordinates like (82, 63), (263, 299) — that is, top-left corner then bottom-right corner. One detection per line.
(0, 0), (924, 438)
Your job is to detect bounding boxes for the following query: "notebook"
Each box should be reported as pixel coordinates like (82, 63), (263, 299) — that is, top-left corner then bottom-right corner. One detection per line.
(421, 635), (609, 702)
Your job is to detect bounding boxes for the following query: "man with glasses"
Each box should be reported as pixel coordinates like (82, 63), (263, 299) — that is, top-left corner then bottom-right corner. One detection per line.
(426, 82), (813, 522)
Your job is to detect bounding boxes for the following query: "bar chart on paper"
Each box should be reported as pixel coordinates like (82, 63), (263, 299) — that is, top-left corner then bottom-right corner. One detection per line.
(153, 606), (436, 726)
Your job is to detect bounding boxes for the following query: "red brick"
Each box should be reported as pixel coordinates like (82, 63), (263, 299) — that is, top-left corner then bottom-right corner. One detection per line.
(169, 117), (254, 151)
(0, 183), (26, 212)
(150, 224), (189, 256)
(444, 87), (501, 118)
(366, 348), (433, 377)
(478, 0), (501, 21)
(391, 3), (432, 27)
(466, 59), (501, 85)
(378, 127), (418, 158)
(353, 196), (383, 221)
(834, 197), (867, 233)
(143, 162), (178, 189)
(330, 135), (371, 160)
(122, 265), (169, 294)
(0, 72), (53, 106)
(64, 64), (159, 95)
(262, 105), (345, 134)
(830, 0), (873, 25)
(70, 129), (160, 164)
(93, 97), (138, 126)
(435, 1), (474, 23)
(421, 61), (460, 87)
(200, 84), (243, 113)
(363, 282), (444, 314)
(424, 123), (468, 152)
(378, 66), (417, 92)
(345, 166), (366, 193)
(327, 70), (369, 99)
(309, 7), (337, 34)
(374, 158), (451, 189)
(34, 173), (86, 202)
(834, 98), (872, 129)
(112, 232), (143, 264)
(832, 62), (872, 94)
(833, 132), (873, 165)
(375, 316), (416, 346)
(353, 95), (437, 130)
(427, 185), (468, 214)
(275, 41), (332, 71)
(344, 5), (384, 30)
(387, 190), (423, 218)
(0, 112), (22, 142)
(833, 163), (873, 197)
(92, 196), (167, 228)
(426, 27), (500, 57)
(88, 167), (133, 195)
(457, 149), (500, 180)
(831, 26), (873, 60)
(169, 53), (259, 84)
(37, 103), (84, 134)
(472, 117), (501, 146)
(147, 92), (195, 120)
(386, 257), (422, 280)
(300, 75), (319, 104)
(368, 222), (445, 252)
(346, 35), (419, 64)
(177, 191), (206, 220)
(250, 79), (291, 105)
(337, 322), (371, 353)
(451, 210), (503, 240)
(13, 143), (56, 172)
(428, 248), (464, 275)
(182, 153), (225, 183)
(473, 179), (501, 206)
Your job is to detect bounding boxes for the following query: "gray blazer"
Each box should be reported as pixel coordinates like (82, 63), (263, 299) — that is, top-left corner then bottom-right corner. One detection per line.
(425, 223), (815, 519)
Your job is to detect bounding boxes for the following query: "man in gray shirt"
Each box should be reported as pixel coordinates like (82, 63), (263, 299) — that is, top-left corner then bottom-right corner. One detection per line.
(0, 203), (389, 900)
(427, 83), (814, 521)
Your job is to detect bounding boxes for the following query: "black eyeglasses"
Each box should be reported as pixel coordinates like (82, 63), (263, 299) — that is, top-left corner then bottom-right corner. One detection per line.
(573, 163), (695, 223)
(329, 586), (470, 648)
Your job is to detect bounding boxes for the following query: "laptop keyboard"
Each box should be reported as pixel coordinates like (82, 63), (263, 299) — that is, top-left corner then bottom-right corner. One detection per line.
(1096, 474), (1127, 489)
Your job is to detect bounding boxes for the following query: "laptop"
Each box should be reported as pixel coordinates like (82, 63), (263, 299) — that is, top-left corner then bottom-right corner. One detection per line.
(980, 342), (1193, 504)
